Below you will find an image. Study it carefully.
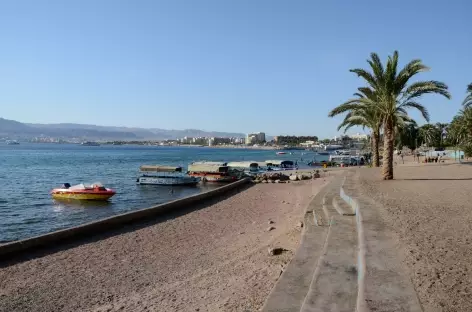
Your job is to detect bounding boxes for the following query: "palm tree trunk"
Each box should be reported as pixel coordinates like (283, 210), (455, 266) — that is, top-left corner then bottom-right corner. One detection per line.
(382, 119), (394, 180)
(372, 132), (380, 167)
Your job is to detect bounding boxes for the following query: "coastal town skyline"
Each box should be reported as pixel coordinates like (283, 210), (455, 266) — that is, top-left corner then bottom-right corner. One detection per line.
(1, 1), (470, 137)
(0, 116), (370, 141)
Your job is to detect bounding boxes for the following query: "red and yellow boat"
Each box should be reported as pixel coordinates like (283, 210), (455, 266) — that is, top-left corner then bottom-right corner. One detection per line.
(51, 183), (116, 201)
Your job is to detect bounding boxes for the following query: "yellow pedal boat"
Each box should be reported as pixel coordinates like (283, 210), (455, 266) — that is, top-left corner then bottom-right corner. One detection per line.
(51, 183), (116, 201)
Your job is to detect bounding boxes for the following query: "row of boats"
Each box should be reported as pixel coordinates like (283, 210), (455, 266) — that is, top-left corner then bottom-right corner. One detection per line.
(50, 160), (298, 201)
(137, 160), (298, 185)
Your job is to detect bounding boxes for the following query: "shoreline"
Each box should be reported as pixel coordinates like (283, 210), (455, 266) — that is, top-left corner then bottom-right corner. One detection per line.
(0, 178), (330, 312)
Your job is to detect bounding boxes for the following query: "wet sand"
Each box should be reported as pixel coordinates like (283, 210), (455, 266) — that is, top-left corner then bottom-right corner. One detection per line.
(0, 178), (329, 312)
(359, 164), (472, 311)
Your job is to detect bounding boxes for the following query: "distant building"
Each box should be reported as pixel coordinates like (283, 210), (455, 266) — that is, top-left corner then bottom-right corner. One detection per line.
(246, 132), (265, 144)
(300, 140), (316, 147)
(348, 132), (369, 141)
(231, 137), (244, 144)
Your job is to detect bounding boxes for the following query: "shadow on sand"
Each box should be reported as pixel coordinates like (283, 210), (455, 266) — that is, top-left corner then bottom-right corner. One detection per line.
(0, 183), (252, 268)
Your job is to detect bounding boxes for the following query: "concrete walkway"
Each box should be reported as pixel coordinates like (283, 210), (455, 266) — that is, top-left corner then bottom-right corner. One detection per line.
(262, 174), (357, 312)
(262, 170), (423, 312)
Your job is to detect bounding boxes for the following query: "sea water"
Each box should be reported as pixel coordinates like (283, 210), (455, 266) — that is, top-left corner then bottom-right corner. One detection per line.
(0, 143), (328, 242)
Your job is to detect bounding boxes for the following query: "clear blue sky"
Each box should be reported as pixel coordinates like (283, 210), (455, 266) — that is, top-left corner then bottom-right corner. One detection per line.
(0, 0), (470, 137)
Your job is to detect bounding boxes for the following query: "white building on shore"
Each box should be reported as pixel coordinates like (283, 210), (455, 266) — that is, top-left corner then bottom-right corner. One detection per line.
(246, 132), (266, 144)
(348, 132), (369, 141)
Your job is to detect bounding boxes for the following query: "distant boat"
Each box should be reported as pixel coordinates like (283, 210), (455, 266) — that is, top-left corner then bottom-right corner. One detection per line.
(6, 140), (20, 145)
(276, 151), (287, 155)
(266, 160), (298, 171)
(136, 165), (200, 186)
(324, 144), (343, 151)
(81, 141), (100, 146)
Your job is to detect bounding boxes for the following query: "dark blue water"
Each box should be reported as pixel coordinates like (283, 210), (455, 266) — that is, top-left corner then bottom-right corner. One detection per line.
(0, 143), (324, 242)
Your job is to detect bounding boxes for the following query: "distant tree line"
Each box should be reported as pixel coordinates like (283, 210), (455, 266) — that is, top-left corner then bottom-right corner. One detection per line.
(275, 136), (318, 145)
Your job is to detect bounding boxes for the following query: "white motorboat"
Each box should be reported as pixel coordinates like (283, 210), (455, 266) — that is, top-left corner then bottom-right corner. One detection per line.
(227, 161), (266, 176)
(265, 160), (298, 171)
(137, 165), (200, 186)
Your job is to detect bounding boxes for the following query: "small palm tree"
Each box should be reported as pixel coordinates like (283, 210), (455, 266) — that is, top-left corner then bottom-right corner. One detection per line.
(419, 124), (440, 153)
(329, 87), (382, 167)
(396, 120), (419, 151)
(449, 108), (472, 144)
(348, 51), (450, 179)
(463, 83), (472, 108)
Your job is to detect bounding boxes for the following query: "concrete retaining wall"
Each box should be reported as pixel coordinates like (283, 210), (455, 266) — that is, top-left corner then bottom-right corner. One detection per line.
(0, 178), (251, 259)
(339, 175), (368, 312)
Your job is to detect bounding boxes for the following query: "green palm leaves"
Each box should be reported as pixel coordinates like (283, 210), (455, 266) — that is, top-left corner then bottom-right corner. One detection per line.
(329, 51), (450, 180)
(462, 83), (472, 108)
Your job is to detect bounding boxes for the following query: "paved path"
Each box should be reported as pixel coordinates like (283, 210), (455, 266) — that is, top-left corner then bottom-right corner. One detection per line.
(262, 169), (423, 312)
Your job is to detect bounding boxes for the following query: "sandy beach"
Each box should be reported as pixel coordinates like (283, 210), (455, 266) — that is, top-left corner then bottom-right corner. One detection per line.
(358, 163), (472, 311)
(0, 178), (329, 312)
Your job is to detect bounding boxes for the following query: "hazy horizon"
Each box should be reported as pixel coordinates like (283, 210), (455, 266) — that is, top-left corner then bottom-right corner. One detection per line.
(4, 116), (365, 138)
(1, 0), (470, 137)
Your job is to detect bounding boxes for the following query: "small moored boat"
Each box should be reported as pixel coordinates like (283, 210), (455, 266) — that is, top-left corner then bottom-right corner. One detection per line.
(266, 160), (298, 171)
(51, 183), (116, 201)
(137, 165), (200, 186)
(188, 162), (240, 182)
(227, 161), (266, 176)
(276, 151), (287, 155)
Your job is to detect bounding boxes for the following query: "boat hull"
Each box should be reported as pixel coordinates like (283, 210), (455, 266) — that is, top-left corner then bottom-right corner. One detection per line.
(137, 176), (200, 186)
(51, 192), (115, 201)
(189, 173), (237, 183)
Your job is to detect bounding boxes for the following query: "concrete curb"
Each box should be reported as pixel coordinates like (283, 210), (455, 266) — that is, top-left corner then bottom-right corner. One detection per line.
(0, 178), (251, 259)
(261, 178), (336, 312)
(332, 196), (356, 216)
(340, 176), (368, 312)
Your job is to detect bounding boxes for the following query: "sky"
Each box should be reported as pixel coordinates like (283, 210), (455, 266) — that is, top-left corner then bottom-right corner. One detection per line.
(0, 0), (471, 138)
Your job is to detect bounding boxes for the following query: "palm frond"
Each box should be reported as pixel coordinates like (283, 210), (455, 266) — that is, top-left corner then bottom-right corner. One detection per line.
(462, 83), (472, 107)
(349, 68), (378, 89)
(385, 51), (399, 91)
(394, 59), (429, 95)
(367, 53), (385, 86)
(404, 80), (451, 101)
(399, 101), (430, 122)
(337, 115), (369, 132)
(357, 87), (376, 100)
(328, 102), (363, 117)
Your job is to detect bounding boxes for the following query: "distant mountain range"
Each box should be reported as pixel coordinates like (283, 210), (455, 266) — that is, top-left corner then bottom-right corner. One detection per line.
(0, 118), (246, 141)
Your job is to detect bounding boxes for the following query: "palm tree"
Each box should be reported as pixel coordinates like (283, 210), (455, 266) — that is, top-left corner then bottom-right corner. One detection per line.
(396, 121), (419, 151)
(348, 51), (450, 179)
(449, 108), (472, 160)
(328, 87), (382, 167)
(419, 124), (440, 147)
(463, 83), (472, 108)
(449, 108), (472, 144)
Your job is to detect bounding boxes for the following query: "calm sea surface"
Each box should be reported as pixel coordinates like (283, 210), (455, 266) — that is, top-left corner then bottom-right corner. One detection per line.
(0, 143), (325, 242)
